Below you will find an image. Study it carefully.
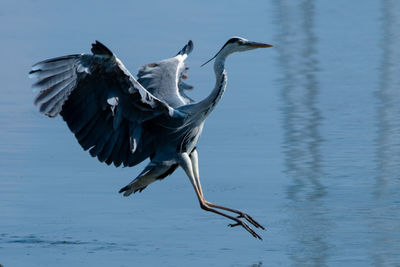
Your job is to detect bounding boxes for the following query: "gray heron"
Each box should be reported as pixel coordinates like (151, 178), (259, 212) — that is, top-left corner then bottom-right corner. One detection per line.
(29, 37), (273, 239)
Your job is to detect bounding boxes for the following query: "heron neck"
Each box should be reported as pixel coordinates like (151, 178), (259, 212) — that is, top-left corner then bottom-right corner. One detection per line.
(197, 53), (228, 116)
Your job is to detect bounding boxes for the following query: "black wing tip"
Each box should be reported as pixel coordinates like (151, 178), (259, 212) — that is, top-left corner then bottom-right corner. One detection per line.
(29, 69), (40, 75)
(118, 186), (128, 194)
(187, 40), (194, 53)
(91, 40), (113, 56)
(177, 40), (194, 56)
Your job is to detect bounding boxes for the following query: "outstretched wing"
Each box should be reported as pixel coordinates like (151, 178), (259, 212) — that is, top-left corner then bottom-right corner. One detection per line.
(30, 41), (183, 167)
(137, 40), (195, 107)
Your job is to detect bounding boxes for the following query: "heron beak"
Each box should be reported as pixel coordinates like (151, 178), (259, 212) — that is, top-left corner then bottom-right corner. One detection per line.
(246, 41), (273, 48)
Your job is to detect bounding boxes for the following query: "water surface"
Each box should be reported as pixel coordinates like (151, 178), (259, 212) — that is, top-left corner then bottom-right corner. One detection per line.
(1, 0), (399, 266)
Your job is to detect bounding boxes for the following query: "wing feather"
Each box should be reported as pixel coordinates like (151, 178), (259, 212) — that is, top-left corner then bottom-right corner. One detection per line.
(136, 40), (195, 107)
(30, 41), (184, 167)
(99, 129), (120, 163)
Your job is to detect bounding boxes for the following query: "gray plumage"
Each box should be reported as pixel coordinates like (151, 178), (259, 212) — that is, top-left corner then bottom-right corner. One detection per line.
(30, 37), (273, 239)
(137, 40), (194, 107)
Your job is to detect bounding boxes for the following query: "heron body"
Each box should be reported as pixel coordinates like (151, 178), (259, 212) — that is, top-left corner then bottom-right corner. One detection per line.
(30, 37), (272, 239)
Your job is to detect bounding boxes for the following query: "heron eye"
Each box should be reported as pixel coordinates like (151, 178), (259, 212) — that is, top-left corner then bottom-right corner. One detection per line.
(237, 40), (245, 45)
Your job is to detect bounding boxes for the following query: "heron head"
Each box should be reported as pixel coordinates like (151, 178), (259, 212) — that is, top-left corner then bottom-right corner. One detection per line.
(222, 37), (273, 52)
(201, 37), (273, 67)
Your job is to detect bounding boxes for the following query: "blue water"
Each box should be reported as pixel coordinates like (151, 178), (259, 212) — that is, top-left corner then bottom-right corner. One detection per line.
(1, 0), (400, 266)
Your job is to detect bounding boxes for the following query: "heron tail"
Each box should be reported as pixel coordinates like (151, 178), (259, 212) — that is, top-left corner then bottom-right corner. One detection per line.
(119, 162), (178, 196)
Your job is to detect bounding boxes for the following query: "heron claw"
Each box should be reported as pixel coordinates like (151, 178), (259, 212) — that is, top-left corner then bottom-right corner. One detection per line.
(236, 212), (265, 230)
(229, 220), (262, 240)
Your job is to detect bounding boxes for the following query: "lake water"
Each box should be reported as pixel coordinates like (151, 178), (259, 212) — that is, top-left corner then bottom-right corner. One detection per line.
(1, 0), (400, 266)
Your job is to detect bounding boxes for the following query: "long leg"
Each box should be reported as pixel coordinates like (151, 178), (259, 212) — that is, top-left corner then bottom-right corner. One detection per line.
(180, 152), (261, 240)
(189, 149), (203, 196)
(189, 149), (265, 230)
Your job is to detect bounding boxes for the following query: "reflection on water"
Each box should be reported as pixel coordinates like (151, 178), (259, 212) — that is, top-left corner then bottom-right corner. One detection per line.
(376, 0), (400, 186)
(276, 0), (324, 200)
(372, 0), (400, 265)
(379, 0), (400, 203)
(275, 0), (328, 265)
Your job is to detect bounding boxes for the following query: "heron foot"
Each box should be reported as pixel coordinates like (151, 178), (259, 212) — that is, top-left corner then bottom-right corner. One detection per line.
(204, 201), (265, 231)
(228, 219), (262, 240)
(236, 213), (265, 230)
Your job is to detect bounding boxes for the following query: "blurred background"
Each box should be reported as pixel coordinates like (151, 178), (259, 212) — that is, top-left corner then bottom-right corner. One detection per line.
(0, 0), (399, 266)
